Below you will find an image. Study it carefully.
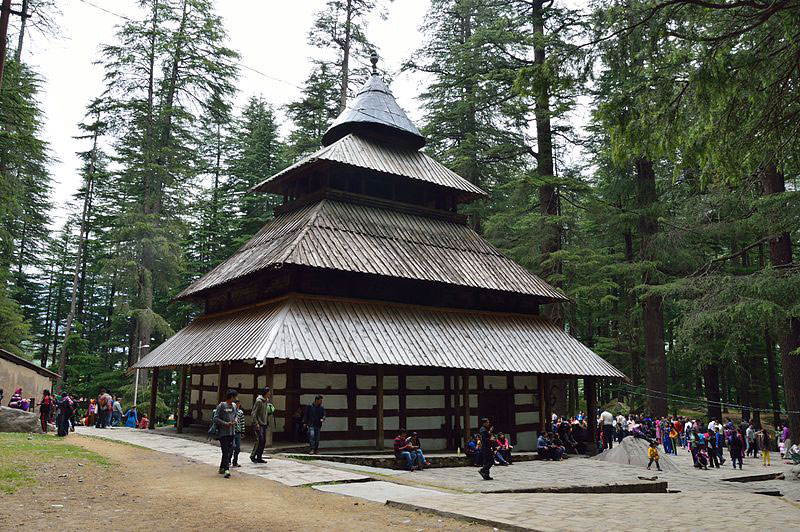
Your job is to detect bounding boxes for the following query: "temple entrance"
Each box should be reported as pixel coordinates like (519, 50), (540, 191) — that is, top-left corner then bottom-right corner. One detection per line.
(478, 391), (513, 441)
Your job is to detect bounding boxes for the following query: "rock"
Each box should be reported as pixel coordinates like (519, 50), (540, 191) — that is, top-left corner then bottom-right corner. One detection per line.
(592, 436), (681, 472)
(0, 406), (55, 433)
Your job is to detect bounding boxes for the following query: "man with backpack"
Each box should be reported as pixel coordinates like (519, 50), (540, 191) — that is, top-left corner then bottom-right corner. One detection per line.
(214, 389), (238, 478)
(97, 388), (112, 428)
(250, 387), (271, 463)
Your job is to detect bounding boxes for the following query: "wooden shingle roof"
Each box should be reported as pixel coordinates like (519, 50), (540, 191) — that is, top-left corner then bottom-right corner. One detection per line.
(177, 198), (567, 302)
(251, 133), (486, 199)
(133, 294), (624, 378)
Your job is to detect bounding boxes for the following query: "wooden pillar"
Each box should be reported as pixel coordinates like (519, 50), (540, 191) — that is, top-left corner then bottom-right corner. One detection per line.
(543, 375), (552, 431)
(537, 374), (546, 433)
(506, 375), (516, 446)
(176, 365), (187, 433)
(148, 367), (159, 430)
(398, 373), (407, 430)
(285, 359), (300, 440)
(197, 365), (204, 418)
(376, 366), (384, 449)
(444, 372), (452, 449)
(347, 370), (357, 431)
(453, 371), (462, 449)
(265, 359), (274, 446)
(461, 372), (470, 447)
(585, 376), (598, 451)
(216, 362), (225, 404)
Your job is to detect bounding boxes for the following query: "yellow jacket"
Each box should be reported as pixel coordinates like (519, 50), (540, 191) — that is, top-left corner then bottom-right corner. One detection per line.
(648, 447), (659, 459)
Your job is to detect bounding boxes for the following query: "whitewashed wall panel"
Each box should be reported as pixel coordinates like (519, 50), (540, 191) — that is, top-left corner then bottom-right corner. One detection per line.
(406, 395), (444, 409)
(407, 375), (443, 390)
(301, 373), (347, 389)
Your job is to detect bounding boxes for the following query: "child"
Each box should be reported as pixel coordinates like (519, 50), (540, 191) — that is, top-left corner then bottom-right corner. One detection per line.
(647, 441), (662, 471)
(139, 414), (150, 429)
(760, 428), (771, 467)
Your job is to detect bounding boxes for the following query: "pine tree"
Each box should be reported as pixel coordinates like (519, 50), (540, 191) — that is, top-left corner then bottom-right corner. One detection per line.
(285, 61), (340, 161)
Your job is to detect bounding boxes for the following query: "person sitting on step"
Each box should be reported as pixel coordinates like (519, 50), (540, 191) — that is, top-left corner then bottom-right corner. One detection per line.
(394, 428), (424, 470)
(495, 432), (513, 464)
(407, 432), (431, 468)
(466, 433), (482, 466)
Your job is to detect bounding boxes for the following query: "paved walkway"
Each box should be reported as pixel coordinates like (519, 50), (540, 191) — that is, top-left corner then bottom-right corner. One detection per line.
(76, 427), (369, 486)
(387, 491), (800, 532)
(76, 427), (800, 531)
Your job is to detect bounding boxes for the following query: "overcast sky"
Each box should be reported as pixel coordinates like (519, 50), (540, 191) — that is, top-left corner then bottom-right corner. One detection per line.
(21, 0), (430, 227)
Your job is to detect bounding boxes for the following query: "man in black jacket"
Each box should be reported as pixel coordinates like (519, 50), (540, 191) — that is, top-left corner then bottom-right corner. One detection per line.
(303, 395), (326, 455)
(479, 418), (494, 480)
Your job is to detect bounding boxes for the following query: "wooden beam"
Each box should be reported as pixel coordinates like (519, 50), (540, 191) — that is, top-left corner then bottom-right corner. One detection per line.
(197, 365), (204, 419)
(444, 372), (452, 449)
(398, 373), (407, 430)
(543, 374), (552, 432)
(148, 367), (159, 430)
(265, 358), (275, 447)
(585, 376), (598, 453)
(538, 374), (546, 433)
(176, 366), (187, 433)
(461, 372), (470, 447)
(376, 366), (384, 449)
(216, 362), (224, 404)
(347, 370), (357, 431)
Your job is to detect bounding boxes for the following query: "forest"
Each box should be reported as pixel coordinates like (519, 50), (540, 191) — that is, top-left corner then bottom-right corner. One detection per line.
(0, 0), (798, 437)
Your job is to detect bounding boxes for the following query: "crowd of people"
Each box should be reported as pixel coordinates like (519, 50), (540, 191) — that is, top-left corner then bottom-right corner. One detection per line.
(2, 385), (152, 437)
(595, 410), (794, 470)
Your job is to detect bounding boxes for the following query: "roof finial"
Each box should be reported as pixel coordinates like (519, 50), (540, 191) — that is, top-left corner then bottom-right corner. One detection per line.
(370, 51), (379, 75)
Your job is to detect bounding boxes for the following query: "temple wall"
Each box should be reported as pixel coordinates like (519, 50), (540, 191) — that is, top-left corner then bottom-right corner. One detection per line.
(187, 360), (543, 451)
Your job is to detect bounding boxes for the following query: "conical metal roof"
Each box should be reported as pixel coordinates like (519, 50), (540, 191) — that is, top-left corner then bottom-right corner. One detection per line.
(322, 72), (426, 150)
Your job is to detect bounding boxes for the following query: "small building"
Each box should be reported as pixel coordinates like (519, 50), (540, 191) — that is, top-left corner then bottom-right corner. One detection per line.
(0, 348), (60, 407)
(134, 57), (624, 450)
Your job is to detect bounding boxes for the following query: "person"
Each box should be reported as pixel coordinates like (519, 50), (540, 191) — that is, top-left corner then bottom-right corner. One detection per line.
(56, 392), (73, 437)
(232, 398), (245, 467)
(647, 440), (661, 471)
(759, 428), (771, 467)
(97, 388), (111, 428)
(706, 428), (720, 468)
(139, 414), (150, 429)
(537, 432), (563, 461)
(599, 409), (614, 450)
(250, 387), (271, 463)
(478, 418), (494, 480)
(781, 425), (790, 456)
(125, 407), (138, 428)
(86, 398), (97, 427)
(466, 434), (482, 466)
(39, 389), (53, 433)
(495, 432), (513, 464)
(393, 429), (422, 470)
(303, 395), (325, 455)
(9, 388), (26, 410)
(408, 432), (431, 467)
(715, 427), (726, 465)
(746, 422), (756, 458)
(729, 428), (744, 470)
(112, 396), (123, 427)
(214, 389), (237, 478)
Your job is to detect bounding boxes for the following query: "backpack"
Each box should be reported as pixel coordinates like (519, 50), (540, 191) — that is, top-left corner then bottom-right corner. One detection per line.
(207, 407), (219, 439)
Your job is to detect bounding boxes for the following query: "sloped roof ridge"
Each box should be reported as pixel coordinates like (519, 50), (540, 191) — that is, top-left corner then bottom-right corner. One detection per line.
(306, 199), (504, 258)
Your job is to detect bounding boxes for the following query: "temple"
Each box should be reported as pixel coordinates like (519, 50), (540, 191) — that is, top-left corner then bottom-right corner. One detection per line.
(133, 55), (624, 451)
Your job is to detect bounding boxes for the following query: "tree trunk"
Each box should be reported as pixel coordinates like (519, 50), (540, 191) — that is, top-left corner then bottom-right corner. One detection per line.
(738, 366), (751, 423)
(761, 161), (800, 440)
(532, 0), (562, 325)
(636, 157), (667, 417)
(14, 0), (28, 62)
(750, 355), (763, 429)
(57, 126), (99, 390)
(338, 0), (353, 113)
(764, 330), (781, 427)
(704, 364), (722, 421)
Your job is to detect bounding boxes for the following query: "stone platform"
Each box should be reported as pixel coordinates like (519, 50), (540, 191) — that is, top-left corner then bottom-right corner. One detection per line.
(282, 450), (539, 469)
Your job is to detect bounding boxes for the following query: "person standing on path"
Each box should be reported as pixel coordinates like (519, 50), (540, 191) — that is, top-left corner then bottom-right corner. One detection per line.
(56, 392), (73, 437)
(479, 418), (494, 480)
(250, 387), (271, 463)
(112, 396), (123, 427)
(759, 428), (771, 467)
(232, 398), (245, 467)
(303, 395), (326, 455)
(39, 390), (53, 433)
(729, 428), (744, 470)
(600, 409), (614, 450)
(214, 389), (238, 478)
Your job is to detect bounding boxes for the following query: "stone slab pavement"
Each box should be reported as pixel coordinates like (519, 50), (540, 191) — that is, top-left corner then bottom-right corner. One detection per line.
(76, 427), (369, 487)
(312, 480), (445, 503)
(386, 491), (800, 532)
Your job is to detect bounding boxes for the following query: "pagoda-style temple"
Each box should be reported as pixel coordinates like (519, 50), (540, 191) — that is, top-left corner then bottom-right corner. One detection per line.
(134, 56), (624, 451)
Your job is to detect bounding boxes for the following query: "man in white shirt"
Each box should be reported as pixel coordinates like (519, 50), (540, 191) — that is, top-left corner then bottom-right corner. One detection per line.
(600, 410), (615, 450)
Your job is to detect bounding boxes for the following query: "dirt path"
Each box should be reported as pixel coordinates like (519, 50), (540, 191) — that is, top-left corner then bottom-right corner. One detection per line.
(0, 434), (492, 531)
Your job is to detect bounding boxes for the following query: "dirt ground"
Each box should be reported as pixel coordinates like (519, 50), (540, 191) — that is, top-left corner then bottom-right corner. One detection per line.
(0, 434), (493, 531)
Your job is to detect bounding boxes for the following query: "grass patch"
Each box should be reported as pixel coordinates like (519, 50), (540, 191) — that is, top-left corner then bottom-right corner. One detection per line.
(0, 432), (110, 494)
